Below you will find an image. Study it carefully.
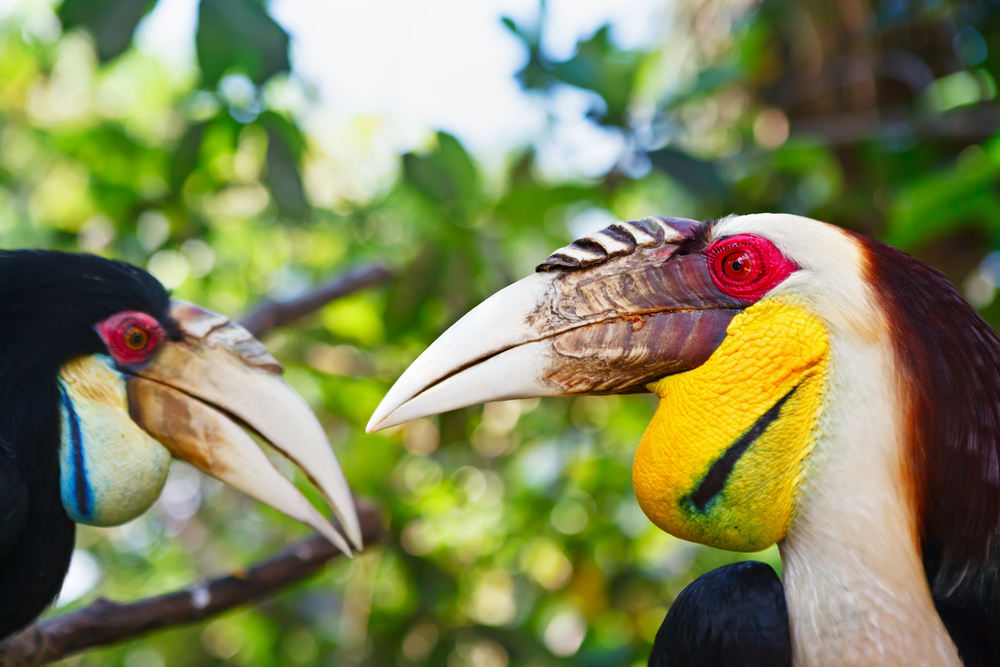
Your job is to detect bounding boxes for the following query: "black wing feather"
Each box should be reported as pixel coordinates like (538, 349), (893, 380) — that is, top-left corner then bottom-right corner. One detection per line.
(0, 461), (27, 562)
(649, 561), (791, 667)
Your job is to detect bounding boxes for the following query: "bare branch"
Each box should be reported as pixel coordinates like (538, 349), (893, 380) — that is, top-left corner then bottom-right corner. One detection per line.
(240, 263), (393, 337)
(0, 502), (387, 667)
(790, 103), (1000, 145)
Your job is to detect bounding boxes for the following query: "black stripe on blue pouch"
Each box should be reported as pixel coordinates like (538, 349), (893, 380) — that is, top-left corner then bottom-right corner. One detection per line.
(60, 386), (91, 518)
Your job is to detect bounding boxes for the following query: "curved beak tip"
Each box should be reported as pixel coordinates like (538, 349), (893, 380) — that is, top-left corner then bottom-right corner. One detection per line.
(366, 407), (400, 434)
(365, 413), (384, 435)
(131, 302), (364, 556)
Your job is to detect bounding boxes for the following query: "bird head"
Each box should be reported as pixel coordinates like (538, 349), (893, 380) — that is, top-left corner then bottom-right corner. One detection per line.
(0, 250), (359, 555)
(368, 214), (878, 552)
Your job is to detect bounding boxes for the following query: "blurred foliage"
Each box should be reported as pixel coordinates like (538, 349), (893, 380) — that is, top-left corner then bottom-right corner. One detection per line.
(3, 0), (1000, 666)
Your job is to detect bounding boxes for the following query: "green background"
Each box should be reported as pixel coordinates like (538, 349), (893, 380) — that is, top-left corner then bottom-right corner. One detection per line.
(4, 0), (999, 665)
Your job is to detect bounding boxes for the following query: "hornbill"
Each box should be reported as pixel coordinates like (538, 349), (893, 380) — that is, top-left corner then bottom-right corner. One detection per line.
(0, 250), (360, 639)
(368, 214), (1000, 666)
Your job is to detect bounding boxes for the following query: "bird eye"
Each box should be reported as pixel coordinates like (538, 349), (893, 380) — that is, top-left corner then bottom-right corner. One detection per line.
(124, 326), (150, 351)
(722, 250), (753, 281)
(95, 311), (165, 366)
(706, 234), (797, 302)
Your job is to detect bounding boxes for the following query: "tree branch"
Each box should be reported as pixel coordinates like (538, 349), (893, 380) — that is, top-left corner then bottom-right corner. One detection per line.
(790, 103), (1000, 145)
(0, 502), (386, 667)
(239, 262), (393, 337)
(0, 263), (397, 665)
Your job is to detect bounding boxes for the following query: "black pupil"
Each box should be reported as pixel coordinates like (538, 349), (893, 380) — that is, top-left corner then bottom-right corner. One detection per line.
(731, 258), (743, 271)
(128, 330), (145, 347)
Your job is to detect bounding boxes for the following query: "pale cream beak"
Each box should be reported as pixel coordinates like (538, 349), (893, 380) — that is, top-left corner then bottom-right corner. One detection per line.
(128, 302), (361, 556)
(367, 216), (742, 434)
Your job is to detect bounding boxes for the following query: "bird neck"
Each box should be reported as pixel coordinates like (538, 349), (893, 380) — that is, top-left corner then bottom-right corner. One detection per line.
(778, 332), (961, 667)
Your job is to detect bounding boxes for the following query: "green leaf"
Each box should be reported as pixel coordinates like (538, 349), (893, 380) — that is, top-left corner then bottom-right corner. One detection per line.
(659, 66), (740, 112)
(885, 142), (1000, 250)
(58, 123), (169, 223)
(402, 132), (481, 218)
(384, 245), (440, 338)
(495, 182), (604, 231)
(168, 112), (242, 193)
(168, 122), (209, 192)
(505, 12), (558, 93)
(259, 113), (307, 221)
(549, 25), (642, 127)
(647, 147), (730, 201)
(196, 0), (290, 88)
(58, 0), (157, 62)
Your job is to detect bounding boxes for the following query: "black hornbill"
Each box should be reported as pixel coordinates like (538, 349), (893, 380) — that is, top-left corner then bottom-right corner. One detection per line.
(369, 214), (1000, 666)
(0, 250), (360, 639)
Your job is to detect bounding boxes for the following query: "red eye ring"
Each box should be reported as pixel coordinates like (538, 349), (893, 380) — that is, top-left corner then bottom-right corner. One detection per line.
(706, 234), (797, 302)
(96, 311), (165, 366)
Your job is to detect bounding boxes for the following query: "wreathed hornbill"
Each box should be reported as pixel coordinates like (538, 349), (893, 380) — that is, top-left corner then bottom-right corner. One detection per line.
(0, 250), (360, 639)
(368, 214), (1000, 667)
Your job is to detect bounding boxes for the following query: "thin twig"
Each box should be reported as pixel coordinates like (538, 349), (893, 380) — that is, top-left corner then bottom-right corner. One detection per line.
(790, 103), (1000, 145)
(0, 502), (386, 667)
(240, 263), (393, 337)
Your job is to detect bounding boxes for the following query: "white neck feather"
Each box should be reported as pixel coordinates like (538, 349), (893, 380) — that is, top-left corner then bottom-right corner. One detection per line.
(779, 332), (961, 667)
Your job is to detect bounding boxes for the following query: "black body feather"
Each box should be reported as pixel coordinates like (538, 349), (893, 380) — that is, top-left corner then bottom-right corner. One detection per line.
(648, 561), (791, 667)
(0, 251), (170, 638)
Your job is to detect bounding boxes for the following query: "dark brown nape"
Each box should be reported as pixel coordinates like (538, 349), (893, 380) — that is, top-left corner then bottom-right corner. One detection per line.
(858, 234), (1000, 667)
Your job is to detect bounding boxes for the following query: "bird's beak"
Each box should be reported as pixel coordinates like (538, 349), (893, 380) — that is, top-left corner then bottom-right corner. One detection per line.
(367, 217), (742, 433)
(127, 302), (360, 556)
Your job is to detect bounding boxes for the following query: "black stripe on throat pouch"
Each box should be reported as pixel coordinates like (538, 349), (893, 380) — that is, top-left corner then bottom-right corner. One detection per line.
(687, 384), (799, 513)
